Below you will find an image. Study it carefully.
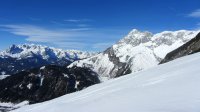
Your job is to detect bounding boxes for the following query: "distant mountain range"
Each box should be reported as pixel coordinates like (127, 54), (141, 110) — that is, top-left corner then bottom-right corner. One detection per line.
(0, 44), (96, 76)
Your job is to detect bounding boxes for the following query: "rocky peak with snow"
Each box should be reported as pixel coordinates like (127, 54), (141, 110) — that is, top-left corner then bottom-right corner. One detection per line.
(1, 44), (95, 60)
(160, 32), (200, 64)
(118, 29), (152, 46)
(69, 29), (200, 79)
(151, 30), (197, 46)
(6, 44), (23, 54)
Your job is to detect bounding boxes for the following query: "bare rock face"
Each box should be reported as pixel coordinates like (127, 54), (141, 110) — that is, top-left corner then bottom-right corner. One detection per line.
(160, 32), (200, 64)
(104, 47), (131, 78)
(0, 65), (100, 104)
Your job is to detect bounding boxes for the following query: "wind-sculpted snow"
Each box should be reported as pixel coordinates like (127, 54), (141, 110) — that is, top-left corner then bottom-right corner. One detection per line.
(70, 29), (200, 79)
(12, 52), (200, 112)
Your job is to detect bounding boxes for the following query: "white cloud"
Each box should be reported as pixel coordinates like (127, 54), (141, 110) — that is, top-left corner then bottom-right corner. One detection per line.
(0, 24), (92, 49)
(92, 42), (114, 51)
(1, 25), (78, 42)
(54, 42), (88, 50)
(64, 19), (81, 22)
(188, 9), (200, 18)
(77, 24), (90, 27)
(0, 24), (122, 51)
(64, 19), (92, 23)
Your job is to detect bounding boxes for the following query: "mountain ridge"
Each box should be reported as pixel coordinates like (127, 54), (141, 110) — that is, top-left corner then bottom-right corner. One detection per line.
(0, 44), (97, 76)
(160, 32), (200, 64)
(69, 29), (200, 79)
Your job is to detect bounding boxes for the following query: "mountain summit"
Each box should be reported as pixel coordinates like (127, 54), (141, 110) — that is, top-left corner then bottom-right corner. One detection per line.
(118, 29), (152, 46)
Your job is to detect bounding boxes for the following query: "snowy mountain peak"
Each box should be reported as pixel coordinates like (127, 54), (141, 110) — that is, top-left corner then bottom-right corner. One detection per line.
(118, 29), (153, 46)
(129, 29), (140, 33)
(1, 44), (96, 60)
(152, 30), (198, 45)
(6, 44), (23, 54)
(0, 44), (97, 75)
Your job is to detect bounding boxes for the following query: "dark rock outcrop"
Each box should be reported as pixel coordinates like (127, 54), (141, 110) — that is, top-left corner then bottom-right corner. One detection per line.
(160, 32), (200, 64)
(0, 65), (100, 104)
(104, 47), (131, 78)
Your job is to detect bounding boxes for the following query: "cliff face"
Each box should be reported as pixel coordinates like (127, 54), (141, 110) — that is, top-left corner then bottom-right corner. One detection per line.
(160, 32), (200, 64)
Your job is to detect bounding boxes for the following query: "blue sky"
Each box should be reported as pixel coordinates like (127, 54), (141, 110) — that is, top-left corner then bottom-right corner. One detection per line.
(0, 0), (200, 51)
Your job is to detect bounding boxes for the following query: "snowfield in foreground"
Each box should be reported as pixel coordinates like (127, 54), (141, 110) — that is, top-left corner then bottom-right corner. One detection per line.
(12, 53), (200, 112)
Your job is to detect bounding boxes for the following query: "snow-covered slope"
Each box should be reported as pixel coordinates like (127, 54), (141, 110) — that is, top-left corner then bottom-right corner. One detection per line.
(160, 32), (200, 64)
(12, 51), (200, 112)
(150, 30), (198, 58)
(0, 44), (96, 76)
(70, 29), (200, 79)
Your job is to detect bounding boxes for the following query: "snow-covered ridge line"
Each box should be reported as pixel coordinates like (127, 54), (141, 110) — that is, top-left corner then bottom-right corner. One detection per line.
(0, 44), (97, 76)
(119, 29), (200, 59)
(70, 29), (200, 79)
(0, 43), (96, 59)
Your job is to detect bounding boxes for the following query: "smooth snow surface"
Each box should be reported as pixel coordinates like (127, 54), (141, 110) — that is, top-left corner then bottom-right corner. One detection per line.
(12, 52), (200, 112)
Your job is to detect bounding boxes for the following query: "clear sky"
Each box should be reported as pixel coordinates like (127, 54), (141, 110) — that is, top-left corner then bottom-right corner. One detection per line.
(0, 0), (200, 51)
